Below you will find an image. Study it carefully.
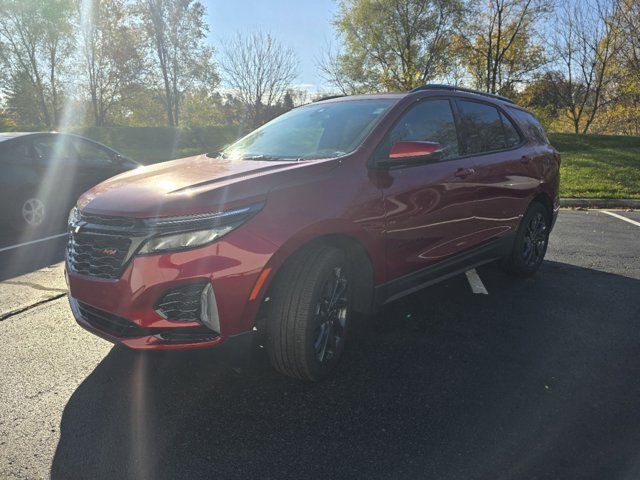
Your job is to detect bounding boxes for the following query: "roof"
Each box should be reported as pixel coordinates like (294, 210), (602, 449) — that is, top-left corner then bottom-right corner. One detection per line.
(410, 84), (515, 104)
(314, 85), (517, 107)
(313, 93), (407, 104)
(0, 132), (40, 142)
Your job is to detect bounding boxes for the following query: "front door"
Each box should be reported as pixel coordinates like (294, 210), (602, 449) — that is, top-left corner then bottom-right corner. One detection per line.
(70, 137), (124, 193)
(374, 98), (482, 282)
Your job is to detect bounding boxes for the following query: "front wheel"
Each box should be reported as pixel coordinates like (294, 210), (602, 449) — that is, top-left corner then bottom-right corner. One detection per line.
(266, 245), (351, 381)
(504, 201), (550, 277)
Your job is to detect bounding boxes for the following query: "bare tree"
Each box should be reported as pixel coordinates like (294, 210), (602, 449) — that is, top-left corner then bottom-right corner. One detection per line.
(138, 0), (217, 127)
(79, 0), (145, 126)
(317, 40), (367, 96)
(0, 0), (73, 127)
(550, 0), (621, 134)
(459, 0), (551, 94)
(219, 31), (298, 127)
(618, 0), (640, 75)
(612, 0), (640, 135)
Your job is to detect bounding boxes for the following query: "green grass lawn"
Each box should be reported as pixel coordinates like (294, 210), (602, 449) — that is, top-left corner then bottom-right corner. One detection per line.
(549, 133), (640, 199)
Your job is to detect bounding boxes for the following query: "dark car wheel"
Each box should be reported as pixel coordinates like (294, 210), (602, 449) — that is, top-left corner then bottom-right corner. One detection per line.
(266, 245), (352, 381)
(504, 201), (550, 277)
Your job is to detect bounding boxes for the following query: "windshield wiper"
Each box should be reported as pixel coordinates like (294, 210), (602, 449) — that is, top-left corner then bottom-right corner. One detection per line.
(241, 154), (300, 162)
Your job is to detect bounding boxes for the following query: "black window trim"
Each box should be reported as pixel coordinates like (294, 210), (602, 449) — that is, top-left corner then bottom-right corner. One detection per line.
(368, 95), (465, 170)
(451, 97), (527, 159)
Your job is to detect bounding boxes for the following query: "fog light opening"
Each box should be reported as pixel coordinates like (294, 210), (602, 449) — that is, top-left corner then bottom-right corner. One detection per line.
(200, 283), (220, 334)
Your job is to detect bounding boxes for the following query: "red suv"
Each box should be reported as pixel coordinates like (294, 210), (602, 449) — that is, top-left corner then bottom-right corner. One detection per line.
(66, 85), (560, 381)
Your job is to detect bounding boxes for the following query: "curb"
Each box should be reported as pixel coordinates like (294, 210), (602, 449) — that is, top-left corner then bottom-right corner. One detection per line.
(560, 198), (640, 209)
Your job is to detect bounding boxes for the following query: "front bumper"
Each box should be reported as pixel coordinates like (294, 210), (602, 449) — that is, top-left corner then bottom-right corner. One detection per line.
(69, 295), (224, 350)
(67, 228), (277, 350)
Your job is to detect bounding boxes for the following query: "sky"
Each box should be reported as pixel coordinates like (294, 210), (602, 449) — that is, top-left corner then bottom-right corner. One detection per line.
(203, 0), (339, 93)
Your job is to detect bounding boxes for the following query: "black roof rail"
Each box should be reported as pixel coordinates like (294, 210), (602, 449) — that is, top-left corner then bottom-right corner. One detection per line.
(314, 94), (345, 102)
(409, 84), (515, 104)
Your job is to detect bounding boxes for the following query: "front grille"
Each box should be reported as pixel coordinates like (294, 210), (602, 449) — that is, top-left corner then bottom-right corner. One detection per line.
(67, 232), (132, 279)
(155, 282), (207, 321)
(78, 211), (139, 229)
(77, 302), (150, 338)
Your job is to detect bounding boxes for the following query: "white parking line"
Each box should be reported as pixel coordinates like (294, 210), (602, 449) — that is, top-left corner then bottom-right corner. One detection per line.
(465, 268), (488, 295)
(0, 233), (67, 253)
(600, 210), (640, 227)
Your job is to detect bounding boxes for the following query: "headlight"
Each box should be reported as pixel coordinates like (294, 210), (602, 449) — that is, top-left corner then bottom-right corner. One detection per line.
(137, 203), (263, 254)
(138, 225), (235, 254)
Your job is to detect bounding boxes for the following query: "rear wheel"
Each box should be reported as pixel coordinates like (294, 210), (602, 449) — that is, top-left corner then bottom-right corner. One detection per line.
(266, 245), (351, 381)
(504, 201), (550, 277)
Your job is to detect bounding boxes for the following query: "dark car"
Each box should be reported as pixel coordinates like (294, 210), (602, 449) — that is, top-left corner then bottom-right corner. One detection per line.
(0, 132), (138, 231)
(66, 84), (560, 381)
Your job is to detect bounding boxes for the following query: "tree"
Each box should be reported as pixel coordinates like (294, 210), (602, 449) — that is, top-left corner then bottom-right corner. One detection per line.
(137, 0), (218, 126)
(549, 0), (622, 134)
(617, 0), (639, 76)
(579, 0), (640, 136)
(0, 0), (74, 127)
(79, 0), (145, 126)
(516, 71), (570, 130)
(457, 0), (551, 95)
(320, 0), (462, 94)
(219, 31), (298, 128)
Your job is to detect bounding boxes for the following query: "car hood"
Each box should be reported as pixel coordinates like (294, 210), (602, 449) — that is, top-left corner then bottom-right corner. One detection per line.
(77, 154), (316, 218)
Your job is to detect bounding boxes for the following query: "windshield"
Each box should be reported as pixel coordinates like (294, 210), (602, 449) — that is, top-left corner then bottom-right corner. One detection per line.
(223, 99), (396, 161)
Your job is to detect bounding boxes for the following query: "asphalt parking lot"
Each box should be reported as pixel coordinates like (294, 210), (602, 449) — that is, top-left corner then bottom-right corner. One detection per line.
(1, 209), (639, 480)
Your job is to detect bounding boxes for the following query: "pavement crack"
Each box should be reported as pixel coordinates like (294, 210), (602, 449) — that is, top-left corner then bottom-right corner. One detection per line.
(0, 293), (66, 321)
(2, 280), (67, 293)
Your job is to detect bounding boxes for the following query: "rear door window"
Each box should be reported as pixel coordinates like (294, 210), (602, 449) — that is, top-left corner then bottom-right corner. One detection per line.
(375, 99), (460, 160)
(500, 112), (522, 148)
(456, 100), (510, 154)
(72, 139), (115, 167)
(32, 136), (78, 164)
(0, 140), (32, 164)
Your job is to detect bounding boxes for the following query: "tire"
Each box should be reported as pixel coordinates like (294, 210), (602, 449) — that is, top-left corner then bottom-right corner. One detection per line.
(10, 192), (49, 232)
(266, 245), (352, 381)
(504, 201), (550, 277)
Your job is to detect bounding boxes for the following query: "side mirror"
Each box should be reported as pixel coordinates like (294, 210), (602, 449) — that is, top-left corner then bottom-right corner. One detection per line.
(113, 153), (138, 168)
(378, 141), (444, 168)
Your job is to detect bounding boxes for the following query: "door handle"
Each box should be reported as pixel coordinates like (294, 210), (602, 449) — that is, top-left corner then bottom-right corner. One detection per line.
(520, 155), (532, 164)
(454, 167), (475, 178)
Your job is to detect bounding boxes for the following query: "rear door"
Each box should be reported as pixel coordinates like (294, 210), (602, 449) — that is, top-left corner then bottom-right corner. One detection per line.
(375, 98), (484, 281)
(0, 139), (37, 218)
(453, 99), (534, 244)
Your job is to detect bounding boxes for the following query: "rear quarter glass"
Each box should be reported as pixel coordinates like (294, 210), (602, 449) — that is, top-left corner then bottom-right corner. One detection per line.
(507, 107), (550, 144)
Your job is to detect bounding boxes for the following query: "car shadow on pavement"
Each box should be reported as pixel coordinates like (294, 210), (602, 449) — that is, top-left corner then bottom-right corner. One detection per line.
(0, 228), (67, 281)
(51, 261), (640, 480)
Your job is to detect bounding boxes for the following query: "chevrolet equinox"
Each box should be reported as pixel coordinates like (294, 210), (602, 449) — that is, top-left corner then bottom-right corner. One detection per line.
(66, 85), (560, 381)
